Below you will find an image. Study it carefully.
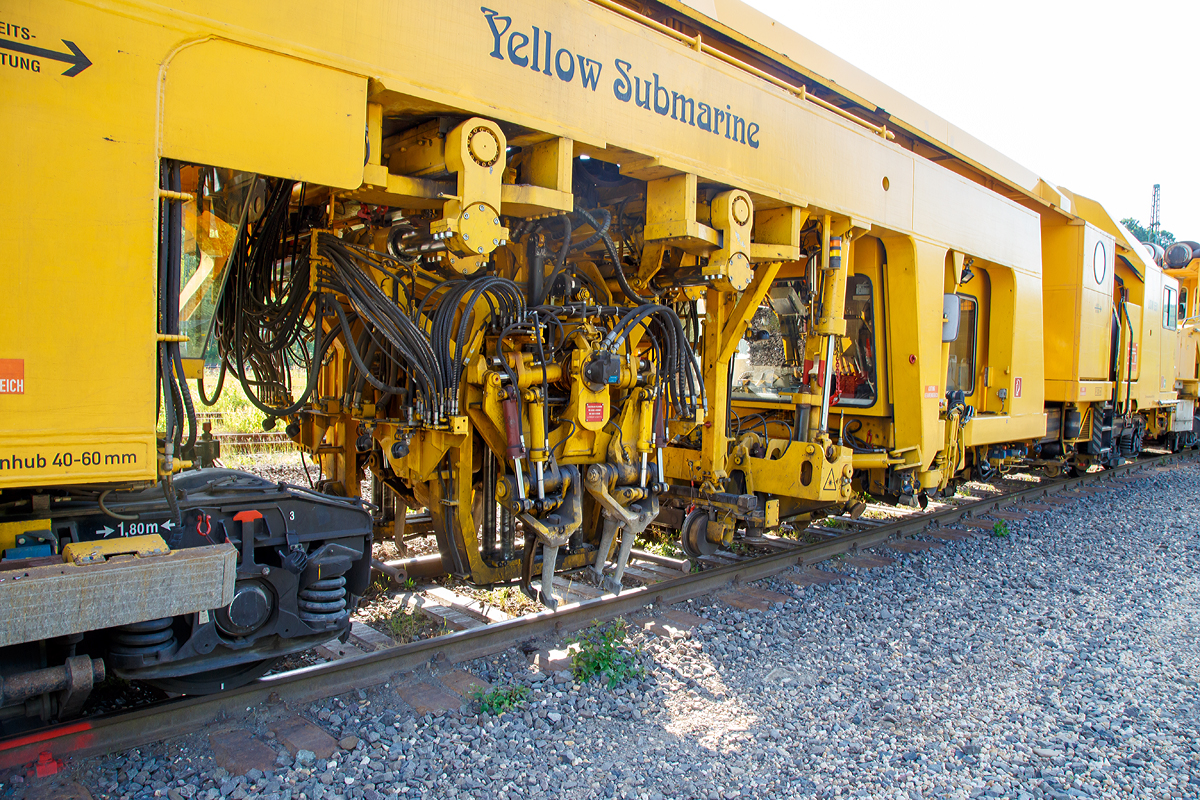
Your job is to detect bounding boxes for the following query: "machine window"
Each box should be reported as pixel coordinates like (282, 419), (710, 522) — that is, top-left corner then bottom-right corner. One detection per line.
(177, 165), (259, 360)
(832, 275), (879, 407)
(732, 278), (807, 401)
(1164, 286), (1178, 330)
(1181, 287), (1189, 322)
(731, 274), (878, 408)
(946, 295), (977, 395)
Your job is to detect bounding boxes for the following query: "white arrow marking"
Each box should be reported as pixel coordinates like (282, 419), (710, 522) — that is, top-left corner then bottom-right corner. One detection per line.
(98, 525), (114, 537)
(161, 520), (175, 530)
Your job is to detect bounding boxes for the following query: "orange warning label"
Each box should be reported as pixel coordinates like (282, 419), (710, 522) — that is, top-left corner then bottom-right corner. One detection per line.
(0, 359), (23, 394)
(585, 402), (605, 422)
(923, 384), (939, 399)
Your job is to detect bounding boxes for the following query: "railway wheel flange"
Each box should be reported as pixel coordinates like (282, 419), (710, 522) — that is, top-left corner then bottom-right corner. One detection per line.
(680, 509), (718, 558)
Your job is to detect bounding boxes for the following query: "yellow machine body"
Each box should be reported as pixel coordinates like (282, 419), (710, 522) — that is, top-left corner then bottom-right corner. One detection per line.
(2, 0), (1195, 628)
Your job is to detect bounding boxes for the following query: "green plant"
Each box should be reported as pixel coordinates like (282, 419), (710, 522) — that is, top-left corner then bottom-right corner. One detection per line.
(991, 520), (1010, 538)
(401, 577), (417, 591)
(364, 573), (392, 599)
(472, 684), (529, 715)
(385, 608), (424, 642)
(479, 586), (542, 616)
(568, 619), (642, 688)
(640, 529), (683, 559)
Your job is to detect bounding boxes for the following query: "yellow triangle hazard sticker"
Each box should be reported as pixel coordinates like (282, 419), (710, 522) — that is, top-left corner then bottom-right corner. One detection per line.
(822, 470), (836, 491)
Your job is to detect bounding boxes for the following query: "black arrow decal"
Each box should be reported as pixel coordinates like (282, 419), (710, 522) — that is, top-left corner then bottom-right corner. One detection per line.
(0, 37), (91, 76)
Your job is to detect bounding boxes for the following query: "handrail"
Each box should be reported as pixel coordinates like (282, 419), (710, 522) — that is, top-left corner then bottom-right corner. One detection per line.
(587, 0), (894, 140)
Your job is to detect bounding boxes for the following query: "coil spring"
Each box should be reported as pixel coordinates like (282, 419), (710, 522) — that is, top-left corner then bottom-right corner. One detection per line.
(109, 617), (177, 657)
(297, 575), (347, 625)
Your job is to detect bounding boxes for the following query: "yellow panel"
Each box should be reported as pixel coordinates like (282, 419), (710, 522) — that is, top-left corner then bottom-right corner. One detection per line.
(964, 412), (1048, 446)
(1044, 380), (1114, 404)
(1042, 286), (1080, 381)
(257, 0), (1030, 267)
(878, 234), (946, 463)
(163, 40), (366, 189)
(911, 159), (1040, 274)
(1078, 226), (1116, 380)
(1041, 222), (1115, 384)
(1006, 269), (1047, 419)
(9, 0), (1041, 268)
(0, 0), (163, 489)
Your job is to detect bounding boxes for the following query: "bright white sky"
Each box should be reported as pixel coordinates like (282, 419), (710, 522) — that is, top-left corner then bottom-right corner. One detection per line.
(742, 0), (1200, 241)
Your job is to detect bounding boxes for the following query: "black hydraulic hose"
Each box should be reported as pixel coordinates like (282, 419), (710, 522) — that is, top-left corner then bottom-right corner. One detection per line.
(536, 215), (576, 305)
(577, 206), (652, 305)
(342, 294), (435, 412)
(167, 162), (196, 452)
(156, 161), (176, 455)
(197, 360), (226, 405)
(570, 207), (610, 253)
(331, 300), (412, 397)
(344, 323), (374, 405)
(319, 235), (442, 407)
(237, 293), (327, 419)
(428, 275), (523, 410)
(224, 179), (319, 417)
(172, 346), (197, 452)
(159, 345), (176, 451)
(602, 304), (705, 419)
(353, 338), (380, 406)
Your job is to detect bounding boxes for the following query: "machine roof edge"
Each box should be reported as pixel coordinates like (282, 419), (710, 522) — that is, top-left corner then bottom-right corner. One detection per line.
(660, 0), (1048, 201)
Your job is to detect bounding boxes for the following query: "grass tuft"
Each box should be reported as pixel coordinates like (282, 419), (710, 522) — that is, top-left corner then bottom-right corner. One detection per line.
(479, 586), (542, 616)
(991, 520), (1011, 538)
(384, 608), (425, 643)
(641, 528), (683, 559)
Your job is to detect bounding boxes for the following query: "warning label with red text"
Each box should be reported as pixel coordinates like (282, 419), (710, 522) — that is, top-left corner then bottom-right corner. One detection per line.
(0, 359), (23, 394)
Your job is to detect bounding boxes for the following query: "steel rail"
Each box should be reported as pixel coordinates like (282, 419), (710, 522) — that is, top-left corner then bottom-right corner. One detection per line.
(0, 449), (1191, 769)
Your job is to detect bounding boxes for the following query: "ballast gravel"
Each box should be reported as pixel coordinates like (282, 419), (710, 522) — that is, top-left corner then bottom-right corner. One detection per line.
(4, 462), (1200, 800)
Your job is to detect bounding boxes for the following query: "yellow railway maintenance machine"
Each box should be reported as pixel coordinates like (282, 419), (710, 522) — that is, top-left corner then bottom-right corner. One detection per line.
(0, 0), (1171, 717)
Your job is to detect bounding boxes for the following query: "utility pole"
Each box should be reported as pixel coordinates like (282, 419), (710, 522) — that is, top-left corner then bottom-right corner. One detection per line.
(1150, 184), (1161, 244)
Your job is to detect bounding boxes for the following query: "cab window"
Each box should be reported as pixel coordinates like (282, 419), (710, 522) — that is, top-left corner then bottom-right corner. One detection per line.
(832, 274), (878, 407)
(946, 295), (977, 395)
(730, 274), (878, 408)
(1164, 286), (1178, 330)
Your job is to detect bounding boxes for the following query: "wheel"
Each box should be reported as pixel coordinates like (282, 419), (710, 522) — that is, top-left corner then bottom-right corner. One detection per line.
(679, 509), (718, 558)
(148, 658), (279, 695)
